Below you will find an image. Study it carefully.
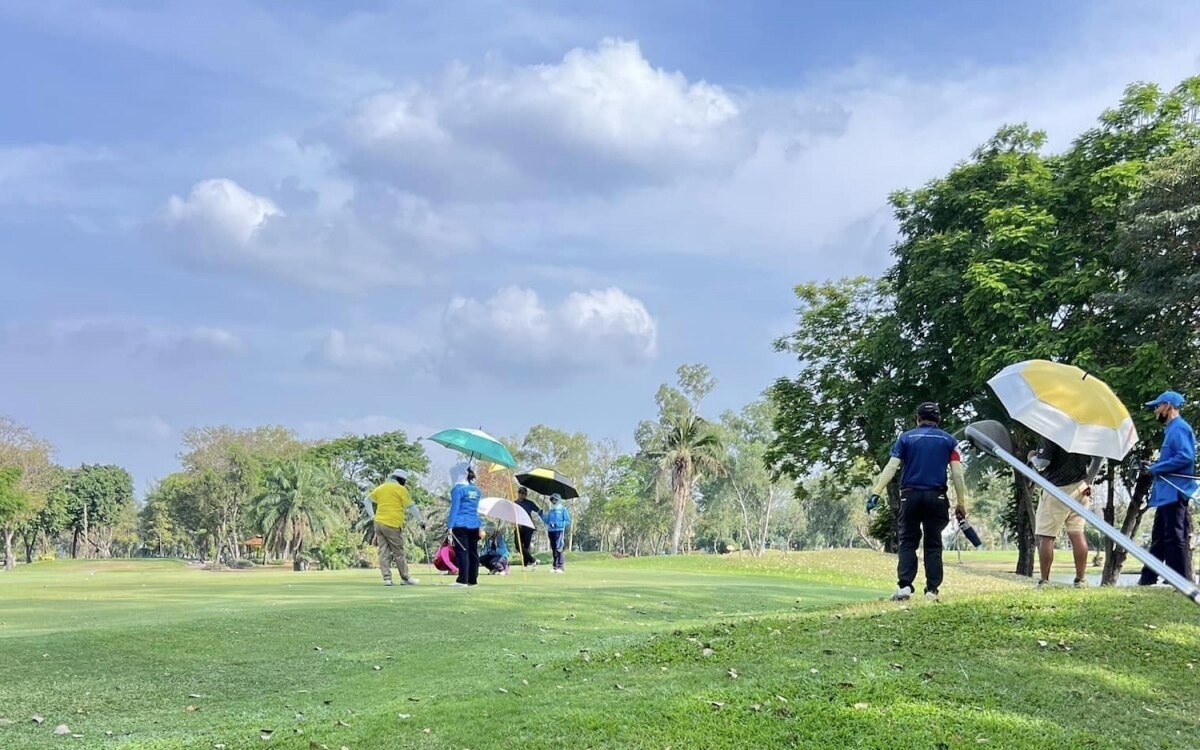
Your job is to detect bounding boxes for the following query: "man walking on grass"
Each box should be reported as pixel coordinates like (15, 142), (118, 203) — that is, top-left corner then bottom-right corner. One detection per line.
(1139, 391), (1195, 585)
(362, 469), (424, 587)
(868, 402), (969, 602)
(1029, 437), (1099, 589)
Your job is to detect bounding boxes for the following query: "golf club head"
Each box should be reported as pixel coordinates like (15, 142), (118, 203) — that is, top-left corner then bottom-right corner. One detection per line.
(964, 420), (1014, 458)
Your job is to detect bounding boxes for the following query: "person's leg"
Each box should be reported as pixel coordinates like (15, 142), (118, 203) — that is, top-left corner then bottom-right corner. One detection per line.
(1139, 508), (1167, 585)
(1066, 529), (1088, 583)
(521, 527), (536, 565)
(390, 529), (411, 582)
(549, 531), (563, 570)
(896, 493), (921, 591)
(922, 493), (949, 594)
(1037, 536), (1056, 583)
(1160, 501), (1190, 577)
(452, 528), (470, 584)
(467, 532), (480, 585)
(375, 523), (393, 583)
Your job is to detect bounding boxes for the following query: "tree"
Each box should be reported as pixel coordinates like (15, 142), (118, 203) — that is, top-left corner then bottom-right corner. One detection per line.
(639, 365), (725, 555)
(139, 494), (175, 557)
(0, 417), (56, 570)
(306, 430), (430, 491)
(514, 425), (592, 549)
(0, 467), (29, 570)
(714, 399), (788, 556)
(252, 461), (352, 560)
(66, 464), (134, 558)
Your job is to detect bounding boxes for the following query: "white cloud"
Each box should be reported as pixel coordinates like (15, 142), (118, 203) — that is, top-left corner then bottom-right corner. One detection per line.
(441, 286), (657, 381)
(161, 178), (472, 291)
(113, 415), (173, 442)
(305, 286), (657, 384)
(2, 317), (247, 364)
(335, 38), (748, 198)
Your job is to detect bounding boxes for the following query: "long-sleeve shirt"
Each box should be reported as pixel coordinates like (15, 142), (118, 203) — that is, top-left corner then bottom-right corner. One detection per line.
(447, 482), (482, 529)
(540, 504), (571, 532)
(1149, 416), (1197, 508)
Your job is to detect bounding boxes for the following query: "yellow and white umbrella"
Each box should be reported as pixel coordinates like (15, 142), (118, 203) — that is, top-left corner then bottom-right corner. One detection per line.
(987, 359), (1137, 460)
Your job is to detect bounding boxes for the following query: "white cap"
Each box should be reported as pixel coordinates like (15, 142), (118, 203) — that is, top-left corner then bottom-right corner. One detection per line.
(389, 469), (409, 481)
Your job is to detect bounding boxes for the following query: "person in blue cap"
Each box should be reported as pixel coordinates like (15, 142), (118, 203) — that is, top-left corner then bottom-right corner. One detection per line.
(539, 494), (571, 573)
(1138, 391), (1195, 585)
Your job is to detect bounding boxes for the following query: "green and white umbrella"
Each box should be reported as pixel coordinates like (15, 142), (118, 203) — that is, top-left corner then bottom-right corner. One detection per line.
(427, 427), (517, 470)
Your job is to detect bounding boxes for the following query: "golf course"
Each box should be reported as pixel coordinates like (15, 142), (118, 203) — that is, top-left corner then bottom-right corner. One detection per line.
(2, 552), (1197, 750)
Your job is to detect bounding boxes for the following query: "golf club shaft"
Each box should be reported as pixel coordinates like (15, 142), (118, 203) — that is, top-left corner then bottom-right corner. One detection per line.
(975, 434), (1199, 603)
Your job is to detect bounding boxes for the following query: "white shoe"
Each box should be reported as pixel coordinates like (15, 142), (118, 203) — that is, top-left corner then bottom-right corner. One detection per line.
(449, 582), (468, 588)
(890, 585), (913, 601)
(383, 580), (394, 587)
(402, 578), (419, 586)
(924, 590), (939, 601)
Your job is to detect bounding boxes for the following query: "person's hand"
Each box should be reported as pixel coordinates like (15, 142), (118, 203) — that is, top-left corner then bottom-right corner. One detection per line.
(865, 494), (880, 513)
(954, 503), (967, 520)
(1081, 486), (1092, 499)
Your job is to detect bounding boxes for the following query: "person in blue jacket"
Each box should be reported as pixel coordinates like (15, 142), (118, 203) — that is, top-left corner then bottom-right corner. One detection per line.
(480, 526), (511, 575)
(539, 494), (571, 573)
(447, 463), (483, 587)
(1138, 391), (1196, 585)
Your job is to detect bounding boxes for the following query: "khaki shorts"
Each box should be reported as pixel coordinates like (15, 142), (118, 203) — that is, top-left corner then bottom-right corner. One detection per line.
(1035, 481), (1087, 538)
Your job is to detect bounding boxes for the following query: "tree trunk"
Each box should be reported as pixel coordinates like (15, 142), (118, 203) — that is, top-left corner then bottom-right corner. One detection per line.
(2, 528), (14, 571)
(759, 488), (775, 556)
(1014, 472), (1036, 577)
(669, 465), (689, 555)
(82, 504), (89, 560)
(1102, 471), (1153, 585)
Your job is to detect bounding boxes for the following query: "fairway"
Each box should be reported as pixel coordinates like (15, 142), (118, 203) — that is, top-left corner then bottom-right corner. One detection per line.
(2, 554), (1198, 750)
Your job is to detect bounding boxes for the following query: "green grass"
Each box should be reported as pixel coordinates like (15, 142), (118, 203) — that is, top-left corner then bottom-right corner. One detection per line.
(0, 552), (1196, 749)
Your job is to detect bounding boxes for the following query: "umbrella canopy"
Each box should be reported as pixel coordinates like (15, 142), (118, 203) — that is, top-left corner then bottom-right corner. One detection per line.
(427, 428), (517, 469)
(478, 497), (536, 528)
(516, 467), (579, 499)
(987, 359), (1138, 460)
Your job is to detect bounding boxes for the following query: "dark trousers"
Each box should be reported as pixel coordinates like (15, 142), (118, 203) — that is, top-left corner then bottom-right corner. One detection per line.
(897, 489), (950, 593)
(1139, 500), (1192, 584)
(452, 527), (480, 585)
(515, 526), (536, 565)
(548, 530), (565, 570)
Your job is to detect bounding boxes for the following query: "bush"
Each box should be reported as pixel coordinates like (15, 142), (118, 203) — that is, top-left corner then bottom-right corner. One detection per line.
(357, 545), (379, 569)
(36, 552), (56, 562)
(315, 530), (357, 571)
(232, 559), (256, 569)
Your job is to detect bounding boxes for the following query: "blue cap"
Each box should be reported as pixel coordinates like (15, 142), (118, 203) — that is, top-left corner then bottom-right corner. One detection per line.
(1145, 390), (1185, 409)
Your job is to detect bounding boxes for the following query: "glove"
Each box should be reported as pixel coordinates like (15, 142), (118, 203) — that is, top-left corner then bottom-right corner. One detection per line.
(866, 494), (880, 513)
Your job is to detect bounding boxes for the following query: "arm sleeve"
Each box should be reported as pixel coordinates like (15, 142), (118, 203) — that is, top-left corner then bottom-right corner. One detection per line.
(406, 502), (425, 525)
(1085, 457), (1103, 484)
(870, 457), (902, 496)
(361, 494), (375, 520)
(950, 461), (969, 507)
(1150, 429), (1195, 475)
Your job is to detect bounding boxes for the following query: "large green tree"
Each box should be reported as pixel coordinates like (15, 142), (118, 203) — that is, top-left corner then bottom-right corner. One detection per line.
(0, 467), (28, 570)
(306, 430), (429, 491)
(66, 464), (134, 558)
(0, 417), (55, 570)
(638, 365), (724, 555)
(252, 461), (353, 560)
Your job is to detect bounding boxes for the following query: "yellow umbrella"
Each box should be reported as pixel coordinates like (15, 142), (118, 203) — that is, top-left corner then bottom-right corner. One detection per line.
(987, 359), (1137, 459)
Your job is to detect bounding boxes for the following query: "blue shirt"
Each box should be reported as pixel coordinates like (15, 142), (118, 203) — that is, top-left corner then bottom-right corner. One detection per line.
(1149, 416), (1196, 508)
(447, 482), (482, 529)
(540, 503), (571, 532)
(484, 535), (509, 558)
(889, 425), (961, 491)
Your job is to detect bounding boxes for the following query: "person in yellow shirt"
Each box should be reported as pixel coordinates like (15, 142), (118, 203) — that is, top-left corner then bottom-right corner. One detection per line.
(362, 469), (425, 586)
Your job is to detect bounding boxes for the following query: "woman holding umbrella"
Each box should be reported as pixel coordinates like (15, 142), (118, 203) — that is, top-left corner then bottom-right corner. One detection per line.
(447, 463), (483, 587)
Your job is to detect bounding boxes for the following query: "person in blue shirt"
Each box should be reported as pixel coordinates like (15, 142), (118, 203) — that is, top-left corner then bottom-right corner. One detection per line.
(867, 402), (970, 601)
(480, 525), (511, 575)
(1138, 391), (1196, 586)
(539, 494), (571, 573)
(446, 463), (483, 587)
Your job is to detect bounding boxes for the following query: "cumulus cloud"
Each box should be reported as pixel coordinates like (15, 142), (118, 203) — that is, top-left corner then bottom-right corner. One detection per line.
(305, 286), (656, 384)
(1, 317), (247, 364)
(441, 286), (656, 381)
(335, 38), (748, 198)
(162, 178), (472, 291)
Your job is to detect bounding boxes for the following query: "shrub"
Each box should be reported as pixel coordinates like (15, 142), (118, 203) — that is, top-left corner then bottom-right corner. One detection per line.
(233, 559), (256, 569)
(315, 530), (357, 571)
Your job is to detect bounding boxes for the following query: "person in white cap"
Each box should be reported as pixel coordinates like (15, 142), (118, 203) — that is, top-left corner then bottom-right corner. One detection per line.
(362, 469), (424, 586)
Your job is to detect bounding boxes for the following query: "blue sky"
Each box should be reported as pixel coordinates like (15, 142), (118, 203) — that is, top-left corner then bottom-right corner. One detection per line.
(2, 0), (1198, 491)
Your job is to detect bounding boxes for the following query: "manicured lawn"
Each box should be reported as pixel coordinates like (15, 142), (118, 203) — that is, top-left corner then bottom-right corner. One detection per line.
(1, 552), (1196, 749)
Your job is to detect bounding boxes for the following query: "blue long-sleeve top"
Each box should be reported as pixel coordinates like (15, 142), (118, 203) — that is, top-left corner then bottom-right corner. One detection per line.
(539, 503), (571, 532)
(1149, 416), (1197, 507)
(447, 482), (482, 529)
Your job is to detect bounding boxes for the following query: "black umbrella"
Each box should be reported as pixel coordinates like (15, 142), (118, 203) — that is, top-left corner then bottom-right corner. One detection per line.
(515, 467), (579, 499)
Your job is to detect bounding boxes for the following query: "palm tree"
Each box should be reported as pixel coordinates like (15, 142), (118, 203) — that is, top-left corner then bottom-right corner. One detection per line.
(641, 407), (724, 555)
(252, 462), (347, 560)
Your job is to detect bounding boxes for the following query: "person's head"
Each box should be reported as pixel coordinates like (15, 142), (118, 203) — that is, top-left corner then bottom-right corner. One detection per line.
(518, 486), (528, 499)
(388, 468), (408, 486)
(916, 401), (942, 426)
(1145, 390), (1185, 425)
(550, 493), (563, 505)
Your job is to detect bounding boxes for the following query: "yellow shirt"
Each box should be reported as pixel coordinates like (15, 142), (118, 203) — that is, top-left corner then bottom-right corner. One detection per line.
(369, 482), (412, 528)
